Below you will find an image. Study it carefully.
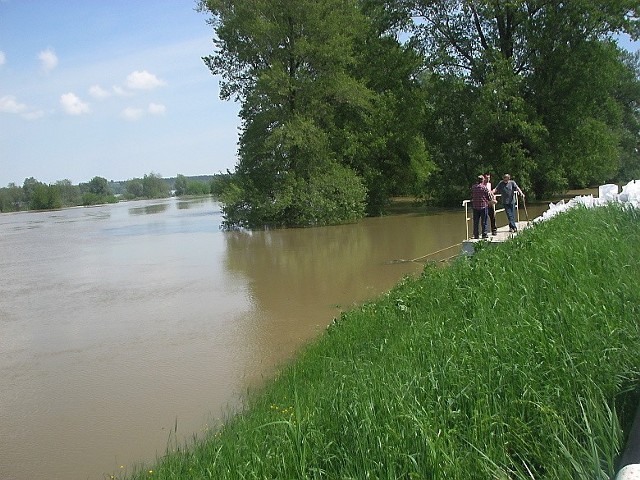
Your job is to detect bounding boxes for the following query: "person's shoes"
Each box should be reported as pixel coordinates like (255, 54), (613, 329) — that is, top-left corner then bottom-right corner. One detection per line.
(509, 228), (516, 233)
(492, 231), (497, 236)
(482, 234), (488, 239)
(474, 236), (479, 239)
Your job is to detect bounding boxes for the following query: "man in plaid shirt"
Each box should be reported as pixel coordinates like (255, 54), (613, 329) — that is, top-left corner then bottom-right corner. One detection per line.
(471, 175), (490, 239)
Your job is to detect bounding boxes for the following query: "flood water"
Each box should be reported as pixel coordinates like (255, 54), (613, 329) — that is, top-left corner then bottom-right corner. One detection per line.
(0, 196), (548, 480)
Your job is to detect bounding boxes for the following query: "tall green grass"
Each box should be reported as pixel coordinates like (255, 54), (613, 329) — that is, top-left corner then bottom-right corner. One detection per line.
(117, 204), (640, 479)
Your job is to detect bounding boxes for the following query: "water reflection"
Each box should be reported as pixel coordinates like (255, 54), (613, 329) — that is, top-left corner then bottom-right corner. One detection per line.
(128, 203), (169, 215)
(177, 197), (211, 210)
(221, 212), (467, 368)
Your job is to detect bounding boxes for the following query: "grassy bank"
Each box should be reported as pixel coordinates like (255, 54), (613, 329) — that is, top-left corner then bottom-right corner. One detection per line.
(118, 204), (640, 479)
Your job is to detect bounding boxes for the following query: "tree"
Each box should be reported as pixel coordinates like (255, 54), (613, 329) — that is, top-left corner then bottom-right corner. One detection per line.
(27, 182), (62, 210)
(125, 178), (144, 198)
(0, 183), (25, 212)
(22, 177), (41, 205)
(411, 0), (640, 198)
(174, 174), (188, 196)
(55, 179), (81, 207)
(524, 39), (640, 192)
(142, 173), (170, 199)
(200, 0), (381, 227)
(331, 1), (434, 213)
(80, 176), (117, 205)
(186, 180), (210, 196)
(617, 51), (640, 181)
(86, 176), (111, 196)
(420, 74), (481, 204)
(209, 173), (233, 197)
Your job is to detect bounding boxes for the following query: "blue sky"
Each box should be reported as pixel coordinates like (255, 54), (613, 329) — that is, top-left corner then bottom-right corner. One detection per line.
(0, 0), (240, 186)
(0, 2), (638, 187)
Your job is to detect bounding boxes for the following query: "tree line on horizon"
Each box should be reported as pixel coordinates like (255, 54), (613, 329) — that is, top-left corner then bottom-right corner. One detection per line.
(0, 173), (230, 213)
(198, 0), (640, 229)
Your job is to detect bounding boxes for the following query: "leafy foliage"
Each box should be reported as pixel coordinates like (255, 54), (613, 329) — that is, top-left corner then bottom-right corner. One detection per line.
(222, 160), (366, 228)
(412, 0), (640, 199)
(200, 0), (638, 220)
(79, 176), (117, 205)
(200, 0), (429, 226)
(142, 173), (171, 199)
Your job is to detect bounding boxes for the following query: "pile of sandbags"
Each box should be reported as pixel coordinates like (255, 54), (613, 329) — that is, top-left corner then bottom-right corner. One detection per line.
(533, 180), (640, 223)
(619, 179), (640, 205)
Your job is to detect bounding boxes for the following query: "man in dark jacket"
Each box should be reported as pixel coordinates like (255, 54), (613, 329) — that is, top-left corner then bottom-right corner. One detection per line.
(471, 175), (490, 239)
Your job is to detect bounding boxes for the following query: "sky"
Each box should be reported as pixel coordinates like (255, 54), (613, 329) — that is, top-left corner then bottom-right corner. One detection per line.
(0, 0), (241, 186)
(0, 2), (638, 187)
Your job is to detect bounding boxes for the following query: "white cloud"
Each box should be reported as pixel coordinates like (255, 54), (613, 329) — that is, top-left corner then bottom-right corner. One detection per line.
(148, 102), (166, 115)
(0, 95), (28, 114)
(122, 106), (143, 121)
(90, 84), (135, 99)
(89, 84), (110, 99)
(112, 85), (131, 97)
(60, 92), (90, 115)
(126, 70), (166, 89)
(0, 95), (46, 120)
(0, 50), (5, 66)
(38, 48), (58, 73)
(22, 110), (45, 120)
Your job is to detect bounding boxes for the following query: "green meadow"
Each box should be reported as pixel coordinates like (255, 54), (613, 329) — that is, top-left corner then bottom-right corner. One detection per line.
(118, 204), (640, 479)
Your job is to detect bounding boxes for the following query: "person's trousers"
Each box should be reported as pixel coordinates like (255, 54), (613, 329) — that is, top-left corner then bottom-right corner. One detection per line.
(473, 207), (488, 238)
(504, 203), (517, 230)
(488, 205), (497, 234)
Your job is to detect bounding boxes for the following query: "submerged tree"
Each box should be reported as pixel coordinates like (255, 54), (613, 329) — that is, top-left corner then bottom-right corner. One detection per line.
(199, 0), (371, 227)
(199, 0), (430, 227)
(80, 176), (117, 205)
(142, 172), (170, 199)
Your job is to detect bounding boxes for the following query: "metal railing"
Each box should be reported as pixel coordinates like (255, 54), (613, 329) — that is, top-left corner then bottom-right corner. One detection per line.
(462, 194), (520, 240)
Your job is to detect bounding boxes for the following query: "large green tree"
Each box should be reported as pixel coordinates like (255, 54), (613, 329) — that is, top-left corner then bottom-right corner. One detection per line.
(55, 179), (81, 207)
(174, 174), (188, 196)
(142, 173), (170, 199)
(200, 0), (429, 226)
(333, 0), (434, 213)
(617, 51), (640, 180)
(200, 0), (372, 227)
(80, 176), (117, 205)
(0, 183), (24, 212)
(412, 0), (640, 199)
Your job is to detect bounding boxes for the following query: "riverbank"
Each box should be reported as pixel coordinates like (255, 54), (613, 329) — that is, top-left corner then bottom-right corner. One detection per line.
(118, 204), (640, 479)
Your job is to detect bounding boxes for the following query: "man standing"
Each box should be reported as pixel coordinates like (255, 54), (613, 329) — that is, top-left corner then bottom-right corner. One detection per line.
(492, 174), (525, 233)
(471, 175), (490, 239)
(483, 173), (498, 235)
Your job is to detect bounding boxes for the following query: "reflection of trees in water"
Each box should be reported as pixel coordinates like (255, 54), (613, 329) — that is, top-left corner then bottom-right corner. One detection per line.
(128, 203), (169, 216)
(221, 212), (466, 374)
(224, 223), (372, 308)
(223, 213), (467, 317)
(177, 197), (211, 210)
(222, 222), (378, 368)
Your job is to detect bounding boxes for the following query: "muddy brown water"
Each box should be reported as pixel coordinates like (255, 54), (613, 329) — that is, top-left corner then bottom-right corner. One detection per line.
(0, 196), (550, 479)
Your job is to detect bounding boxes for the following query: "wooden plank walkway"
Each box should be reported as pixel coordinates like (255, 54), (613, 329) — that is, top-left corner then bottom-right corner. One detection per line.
(461, 220), (530, 256)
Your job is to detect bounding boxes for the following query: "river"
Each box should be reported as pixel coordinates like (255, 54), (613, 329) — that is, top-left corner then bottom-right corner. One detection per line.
(0, 196), (548, 479)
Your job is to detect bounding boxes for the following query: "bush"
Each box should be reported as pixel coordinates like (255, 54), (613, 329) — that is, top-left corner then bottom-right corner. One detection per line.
(221, 163), (367, 229)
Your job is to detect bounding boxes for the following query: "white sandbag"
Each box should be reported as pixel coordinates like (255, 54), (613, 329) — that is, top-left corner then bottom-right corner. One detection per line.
(599, 184), (619, 202)
(528, 180), (639, 224)
(621, 180), (640, 203)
